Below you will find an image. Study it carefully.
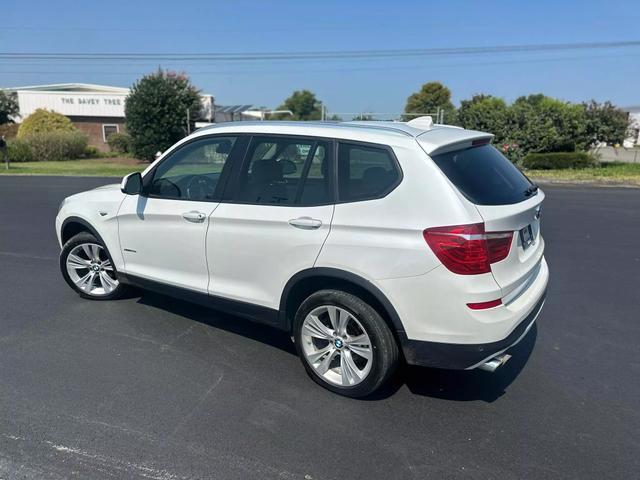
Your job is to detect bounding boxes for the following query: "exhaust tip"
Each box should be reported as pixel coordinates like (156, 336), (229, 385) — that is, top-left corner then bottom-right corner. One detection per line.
(477, 353), (512, 372)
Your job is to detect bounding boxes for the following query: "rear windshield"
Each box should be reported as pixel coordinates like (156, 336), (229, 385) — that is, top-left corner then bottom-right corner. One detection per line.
(431, 145), (533, 205)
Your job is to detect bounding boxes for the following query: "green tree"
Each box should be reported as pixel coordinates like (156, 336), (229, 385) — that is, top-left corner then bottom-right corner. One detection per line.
(0, 91), (19, 124)
(17, 109), (77, 138)
(404, 82), (455, 122)
(582, 100), (629, 146)
(457, 95), (509, 143)
(125, 69), (201, 161)
(505, 94), (588, 156)
(277, 90), (322, 121)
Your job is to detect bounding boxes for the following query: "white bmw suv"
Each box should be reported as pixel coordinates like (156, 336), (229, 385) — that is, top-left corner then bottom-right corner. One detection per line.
(56, 118), (548, 397)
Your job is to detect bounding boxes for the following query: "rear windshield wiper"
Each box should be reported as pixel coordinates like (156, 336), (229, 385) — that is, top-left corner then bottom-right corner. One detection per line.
(523, 184), (539, 197)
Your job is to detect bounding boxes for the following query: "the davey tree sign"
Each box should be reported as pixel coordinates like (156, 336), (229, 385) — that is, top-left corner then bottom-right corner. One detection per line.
(61, 97), (124, 106)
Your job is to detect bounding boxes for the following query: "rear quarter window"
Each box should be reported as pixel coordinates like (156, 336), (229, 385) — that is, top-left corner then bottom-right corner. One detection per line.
(337, 143), (401, 202)
(430, 145), (533, 206)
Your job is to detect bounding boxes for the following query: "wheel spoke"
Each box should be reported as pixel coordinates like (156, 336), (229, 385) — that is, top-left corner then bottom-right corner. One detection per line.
(306, 345), (333, 364)
(99, 271), (118, 293)
(303, 314), (333, 340)
(315, 348), (337, 375)
(340, 350), (362, 386)
(90, 244), (101, 262)
(67, 253), (91, 270)
(348, 343), (372, 361)
(76, 272), (96, 292)
(326, 306), (339, 332)
(101, 259), (113, 271)
(81, 244), (94, 260)
(336, 310), (350, 336)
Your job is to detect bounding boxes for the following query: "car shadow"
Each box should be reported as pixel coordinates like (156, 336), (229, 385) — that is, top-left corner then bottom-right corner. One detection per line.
(372, 324), (538, 402)
(131, 289), (537, 403)
(133, 290), (297, 355)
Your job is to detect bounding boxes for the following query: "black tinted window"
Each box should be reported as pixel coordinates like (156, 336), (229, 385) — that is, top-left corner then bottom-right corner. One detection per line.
(431, 145), (533, 206)
(337, 143), (400, 202)
(235, 136), (331, 205)
(149, 136), (236, 201)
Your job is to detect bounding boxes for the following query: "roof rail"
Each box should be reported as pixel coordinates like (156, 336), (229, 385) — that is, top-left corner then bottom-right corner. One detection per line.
(195, 119), (470, 139)
(198, 120), (421, 137)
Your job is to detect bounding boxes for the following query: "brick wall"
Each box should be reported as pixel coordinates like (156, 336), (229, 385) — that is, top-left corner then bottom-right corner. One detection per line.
(68, 116), (126, 151)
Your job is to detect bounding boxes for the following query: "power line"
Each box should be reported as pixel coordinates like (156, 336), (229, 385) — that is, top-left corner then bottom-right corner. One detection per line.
(1, 40), (639, 62)
(0, 52), (632, 76)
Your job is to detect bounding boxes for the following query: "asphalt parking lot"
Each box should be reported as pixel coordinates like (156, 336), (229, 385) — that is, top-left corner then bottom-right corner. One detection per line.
(0, 176), (638, 479)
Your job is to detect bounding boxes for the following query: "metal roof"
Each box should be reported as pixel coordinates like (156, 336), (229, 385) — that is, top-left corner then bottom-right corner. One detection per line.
(215, 104), (255, 114)
(1, 83), (130, 94)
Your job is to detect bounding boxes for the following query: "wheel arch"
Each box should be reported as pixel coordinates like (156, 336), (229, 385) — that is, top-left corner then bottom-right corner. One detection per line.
(61, 216), (107, 247)
(279, 267), (405, 337)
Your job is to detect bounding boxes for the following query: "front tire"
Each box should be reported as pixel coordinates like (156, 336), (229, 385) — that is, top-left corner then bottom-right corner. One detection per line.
(293, 289), (399, 398)
(60, 231), (126, 300)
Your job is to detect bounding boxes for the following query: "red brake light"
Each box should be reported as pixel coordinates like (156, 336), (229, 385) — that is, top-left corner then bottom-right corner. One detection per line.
(471, 138), (491, 146)
(423, 223), (513, 275)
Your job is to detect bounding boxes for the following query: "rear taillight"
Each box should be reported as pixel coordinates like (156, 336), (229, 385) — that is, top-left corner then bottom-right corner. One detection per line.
(423, 223), (513, 275)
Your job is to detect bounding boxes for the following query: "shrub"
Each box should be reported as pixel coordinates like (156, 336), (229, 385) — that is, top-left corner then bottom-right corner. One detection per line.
(0, 123), (19, 139)
(126, 69), (201, 161)
(83, 145), (101, 157)
(17, 109), (77, 138)
(82, 147), (119, 159)
(107, 132), (132, 153)
(7, 139), (34, 162)
(20, 131), (88, 161)
(521, 151), (598, 170)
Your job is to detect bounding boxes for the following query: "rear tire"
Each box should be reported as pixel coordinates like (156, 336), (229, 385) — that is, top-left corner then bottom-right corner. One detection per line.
(60, 231), (127, 300)
(293, 289), (399, 398)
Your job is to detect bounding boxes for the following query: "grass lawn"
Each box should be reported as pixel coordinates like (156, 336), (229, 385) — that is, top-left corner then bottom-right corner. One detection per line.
(526, 162), (640, 186)
(0, 158), (147, 177)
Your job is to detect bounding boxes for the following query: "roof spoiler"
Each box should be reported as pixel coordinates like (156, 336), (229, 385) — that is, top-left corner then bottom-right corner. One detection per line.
(417, 128), (494, 155)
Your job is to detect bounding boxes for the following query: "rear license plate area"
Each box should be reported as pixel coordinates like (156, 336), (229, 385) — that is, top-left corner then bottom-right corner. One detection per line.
(520, 224), (534, 250)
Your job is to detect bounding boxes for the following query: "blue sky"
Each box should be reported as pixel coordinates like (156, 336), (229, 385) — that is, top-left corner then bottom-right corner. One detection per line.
(2, 0), (639, 114)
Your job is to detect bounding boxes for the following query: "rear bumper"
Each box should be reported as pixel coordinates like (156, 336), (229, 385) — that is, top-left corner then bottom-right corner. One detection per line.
(400, 290), (545, 369)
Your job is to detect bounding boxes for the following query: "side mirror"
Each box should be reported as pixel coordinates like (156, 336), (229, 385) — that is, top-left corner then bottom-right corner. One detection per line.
(121, 172), (142, 195)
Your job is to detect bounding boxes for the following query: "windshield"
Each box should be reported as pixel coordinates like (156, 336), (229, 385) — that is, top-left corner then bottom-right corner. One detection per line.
(430, 145), (534, 206)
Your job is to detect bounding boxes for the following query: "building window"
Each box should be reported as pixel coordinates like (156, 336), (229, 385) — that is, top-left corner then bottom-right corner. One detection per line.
(102, 124), (119, 142)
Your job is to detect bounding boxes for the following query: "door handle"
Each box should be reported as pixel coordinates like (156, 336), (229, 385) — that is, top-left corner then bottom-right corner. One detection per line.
(182, 211), (207, 223)
(288, 217), (322, 230)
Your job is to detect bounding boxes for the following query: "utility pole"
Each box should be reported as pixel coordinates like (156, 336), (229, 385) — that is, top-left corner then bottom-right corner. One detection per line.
(321, 104), (326, 122)
(186, 108), (191, 135)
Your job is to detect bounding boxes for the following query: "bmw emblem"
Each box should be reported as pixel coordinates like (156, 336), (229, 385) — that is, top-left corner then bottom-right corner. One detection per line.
(334, 338), (344, 349)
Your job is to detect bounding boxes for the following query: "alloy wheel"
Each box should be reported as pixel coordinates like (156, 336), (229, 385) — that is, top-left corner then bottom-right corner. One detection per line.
(65, 243), (119, 296)
(300, 305), (373, 387)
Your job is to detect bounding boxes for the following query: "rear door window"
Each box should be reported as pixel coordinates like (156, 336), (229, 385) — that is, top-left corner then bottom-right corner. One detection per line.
(430, 145), (534, 206)
(234, 136), (332, 206)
